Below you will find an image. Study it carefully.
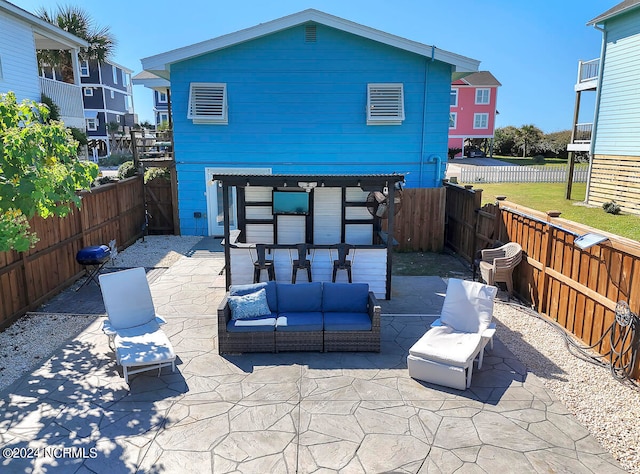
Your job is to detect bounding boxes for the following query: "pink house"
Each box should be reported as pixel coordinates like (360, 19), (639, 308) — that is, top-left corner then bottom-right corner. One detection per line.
(448, 71), (501, 158)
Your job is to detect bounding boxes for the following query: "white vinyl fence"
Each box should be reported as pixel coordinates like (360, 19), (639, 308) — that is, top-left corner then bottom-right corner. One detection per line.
(459, 165), (588, 183)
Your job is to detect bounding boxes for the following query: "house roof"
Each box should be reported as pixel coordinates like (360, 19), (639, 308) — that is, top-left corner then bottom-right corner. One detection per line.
(451, 71), (501, 87)
(0, 0), (88, 50)
(106, 59), (133, 74)
(211, 173), (405, 189)
(141, 9), (480, 79)
(588, 0), (640, 25)
(132, 70), (170, 90)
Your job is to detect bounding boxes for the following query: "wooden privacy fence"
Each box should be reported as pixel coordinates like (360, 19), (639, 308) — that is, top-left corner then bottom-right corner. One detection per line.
(459, 165), (588, 184)
(444, 183), (640, 379)
(390, 187), (446, 252)
(0, 176), (145, 329)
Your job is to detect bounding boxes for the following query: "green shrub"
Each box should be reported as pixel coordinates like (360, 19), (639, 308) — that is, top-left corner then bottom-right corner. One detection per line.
(93, 176), (117, 187)
(602, 201), (621, 215)
(448, 148), (462, 160)
(144, 167), (170, 184)
(99, 153), (132, 167)
(532, 154), (546, 164)
(117, 161), (137, 180)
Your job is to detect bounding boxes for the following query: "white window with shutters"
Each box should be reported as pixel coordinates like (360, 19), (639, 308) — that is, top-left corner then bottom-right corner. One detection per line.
(188, 83), (228, 124)
(367, 83), (405, 125)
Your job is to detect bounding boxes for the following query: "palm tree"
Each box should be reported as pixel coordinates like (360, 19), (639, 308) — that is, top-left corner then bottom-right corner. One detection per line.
(515, 124), (543, 158)
(36, 5), (116, 83)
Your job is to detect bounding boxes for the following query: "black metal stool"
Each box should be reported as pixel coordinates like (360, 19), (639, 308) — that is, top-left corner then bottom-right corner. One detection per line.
(292, 243), (312, 283)
(332, 243), (353, 283)
(76, 245), (111, 291)
(253, 244), (276, 283)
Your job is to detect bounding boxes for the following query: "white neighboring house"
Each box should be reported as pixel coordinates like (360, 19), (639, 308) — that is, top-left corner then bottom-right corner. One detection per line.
(0, 0), (87, 129)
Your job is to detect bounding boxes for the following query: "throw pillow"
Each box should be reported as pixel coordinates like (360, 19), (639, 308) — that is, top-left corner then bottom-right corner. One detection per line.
(228, 288), (272, 320)
(440, 278), (497, 333)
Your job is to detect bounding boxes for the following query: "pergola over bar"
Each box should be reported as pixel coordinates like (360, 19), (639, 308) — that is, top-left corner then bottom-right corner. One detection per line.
(215, 173), (405, 299)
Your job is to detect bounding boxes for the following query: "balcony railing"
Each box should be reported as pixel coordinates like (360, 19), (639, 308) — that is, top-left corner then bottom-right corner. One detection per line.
(39, 77), (85, 129)
(573, 122), (593, 143)
(577, 59), (599, 84)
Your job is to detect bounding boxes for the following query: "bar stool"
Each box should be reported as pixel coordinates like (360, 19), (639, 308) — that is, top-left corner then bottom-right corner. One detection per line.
(332, 243), (353, 283)
(291, 243), (312, 283)
(253, 244), (276, 283)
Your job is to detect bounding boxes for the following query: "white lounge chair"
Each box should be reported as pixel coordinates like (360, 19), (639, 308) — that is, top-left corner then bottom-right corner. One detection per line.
(99, 267), (176, 384)
(407, 278), (497, 390)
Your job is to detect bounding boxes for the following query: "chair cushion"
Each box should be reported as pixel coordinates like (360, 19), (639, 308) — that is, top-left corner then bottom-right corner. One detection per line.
(324, 312), (371, 331)
(277, 282), (323, 313)
(230, 281), (278, 312)
(228, 289), (272, 320)
(409, 326), (482, 366)
(227, 316), (277, 332)
(322, 283), (369, 313)
(440, 278), (497, 333)
(99, 267), (156, 330)
(113, 321), (175, 367)
(276, 312), (324, 332)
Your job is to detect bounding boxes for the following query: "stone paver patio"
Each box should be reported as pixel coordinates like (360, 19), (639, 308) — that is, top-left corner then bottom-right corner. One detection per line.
(0, 249), (626, 473)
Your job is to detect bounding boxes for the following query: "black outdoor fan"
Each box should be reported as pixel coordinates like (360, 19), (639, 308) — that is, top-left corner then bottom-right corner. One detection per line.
(365, 189), (403, 219)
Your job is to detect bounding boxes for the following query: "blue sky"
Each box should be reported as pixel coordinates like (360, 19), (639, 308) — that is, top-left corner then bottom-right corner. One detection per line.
(13, 0), (610, 132)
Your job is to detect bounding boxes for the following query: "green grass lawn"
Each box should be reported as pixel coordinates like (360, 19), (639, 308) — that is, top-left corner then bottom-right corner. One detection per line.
(468, 181), (640, 242)
(490, 155), (589, 169)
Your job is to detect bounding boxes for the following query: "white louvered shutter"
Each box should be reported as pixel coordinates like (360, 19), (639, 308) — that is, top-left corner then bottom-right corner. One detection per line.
(188, 83), (228, 123)
(367, 83), (405, 125)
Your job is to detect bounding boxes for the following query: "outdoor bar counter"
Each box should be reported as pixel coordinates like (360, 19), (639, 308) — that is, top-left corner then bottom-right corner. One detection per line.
(228, 241), (388, 299)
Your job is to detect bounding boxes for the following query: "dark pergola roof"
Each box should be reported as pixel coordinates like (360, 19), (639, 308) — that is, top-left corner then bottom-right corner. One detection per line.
(211, 173), (405, 190)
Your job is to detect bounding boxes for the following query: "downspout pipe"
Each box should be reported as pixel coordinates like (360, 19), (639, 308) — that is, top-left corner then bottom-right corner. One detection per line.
(419, 48), (437, 187)
(586, 23), (607, 202)
(425, 155), (443, 186)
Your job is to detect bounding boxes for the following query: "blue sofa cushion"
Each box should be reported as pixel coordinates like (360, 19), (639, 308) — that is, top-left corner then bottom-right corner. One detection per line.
(324, 312), (372, 331)
(322, 283), (369, 313)
(228, 289), (272, 320)
(276, 312), (324, 332)
(230, 281), (277, 311)
(277, 282), (323, 313)
(227, 316), (277, 332)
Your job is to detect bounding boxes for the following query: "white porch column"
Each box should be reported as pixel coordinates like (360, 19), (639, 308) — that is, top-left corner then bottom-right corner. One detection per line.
(70, 47), (82, 86)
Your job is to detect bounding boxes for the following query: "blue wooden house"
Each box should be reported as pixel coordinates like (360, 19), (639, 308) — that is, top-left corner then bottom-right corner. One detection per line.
(140, 9), (479, 297)
(567, 0), (640, 215)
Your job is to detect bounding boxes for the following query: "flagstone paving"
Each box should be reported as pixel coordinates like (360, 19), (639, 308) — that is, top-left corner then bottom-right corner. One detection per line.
(0, 250), (626, 473)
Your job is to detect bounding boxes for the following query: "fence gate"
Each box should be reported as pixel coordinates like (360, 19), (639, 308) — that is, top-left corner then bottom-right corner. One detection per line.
(144, 177), (174, 234)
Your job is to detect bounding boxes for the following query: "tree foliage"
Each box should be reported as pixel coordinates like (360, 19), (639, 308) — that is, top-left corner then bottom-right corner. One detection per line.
(36, 5), (116, 83)
(494, 126), (571, 157)
(0, 92), (98, 252)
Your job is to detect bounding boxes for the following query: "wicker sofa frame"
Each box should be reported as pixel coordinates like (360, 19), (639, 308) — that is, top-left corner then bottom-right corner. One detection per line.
(217, 290), (381, 354)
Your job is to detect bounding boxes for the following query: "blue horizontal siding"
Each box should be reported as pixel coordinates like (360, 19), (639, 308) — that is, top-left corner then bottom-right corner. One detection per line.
(594, 10), (640, 156)
(171, 23), (452, 234)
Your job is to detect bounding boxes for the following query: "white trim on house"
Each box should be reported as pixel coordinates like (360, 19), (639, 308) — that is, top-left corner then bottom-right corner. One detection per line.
(475, 88), (490, 104)
(450, 88), (458, 107)
(0, 0), (88, 50)
(83, 87), (93, 96)
(141, 9), (480, 78)
(79, 59), (89, 77)
(449, 112), (457, 129)
(473, 113), (489, 129)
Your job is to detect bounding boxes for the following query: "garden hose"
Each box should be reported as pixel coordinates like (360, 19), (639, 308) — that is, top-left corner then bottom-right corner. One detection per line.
(499, 298), (640, 389)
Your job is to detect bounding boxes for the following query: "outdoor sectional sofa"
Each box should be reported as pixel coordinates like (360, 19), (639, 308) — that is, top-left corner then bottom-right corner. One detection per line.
(217, 281), (381, 354)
